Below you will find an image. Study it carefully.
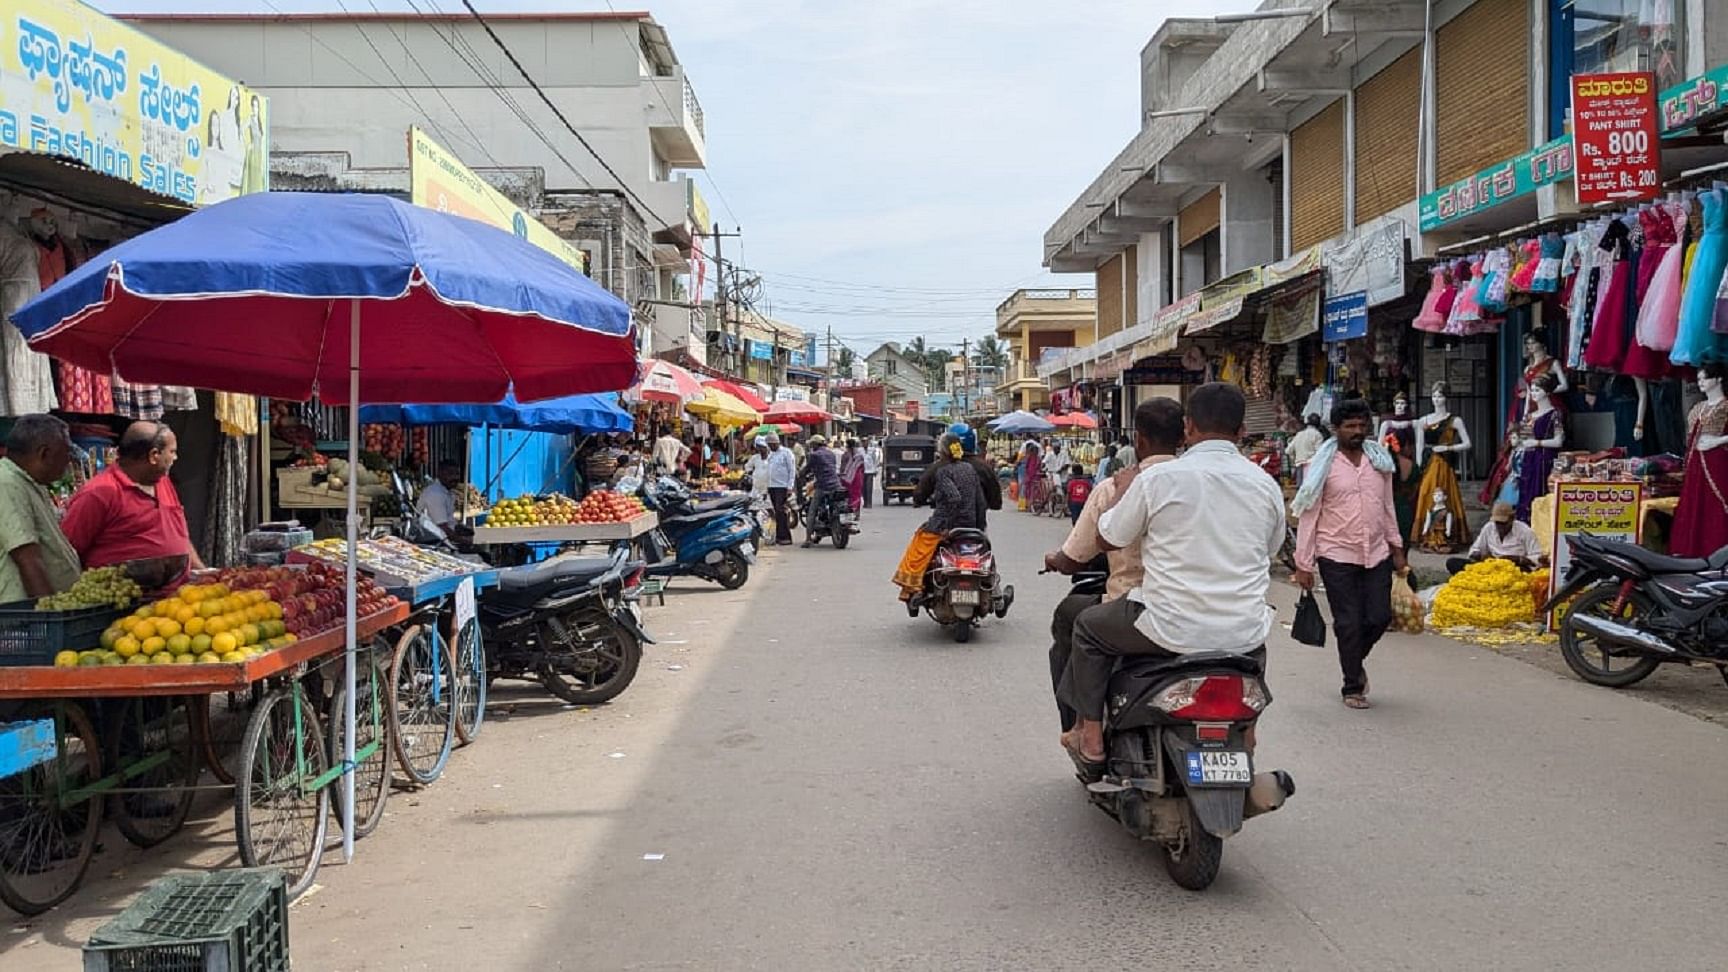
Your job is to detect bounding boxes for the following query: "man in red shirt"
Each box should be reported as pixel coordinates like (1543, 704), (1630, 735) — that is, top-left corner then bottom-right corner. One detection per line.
(61, 421), (205, 580)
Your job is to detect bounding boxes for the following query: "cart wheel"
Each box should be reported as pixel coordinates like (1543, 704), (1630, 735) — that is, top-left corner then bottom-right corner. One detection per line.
(235, 684), (329, 899)
(106, 696), (198, 849)
(387, 624), (455, 786)
(0, 701), (102, 916)
(327, 653), (390, 839)
(451, 618), (486, 746)
(192, 685), (263, 786)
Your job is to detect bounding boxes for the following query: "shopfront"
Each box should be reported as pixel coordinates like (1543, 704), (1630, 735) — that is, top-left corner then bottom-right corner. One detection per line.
(1, 0), (270, 561)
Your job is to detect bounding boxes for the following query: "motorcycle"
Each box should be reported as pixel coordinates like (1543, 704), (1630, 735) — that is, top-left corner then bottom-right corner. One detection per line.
(801, 485), (858, 549)
(1545, 533), (1728, 688)
(913, 528), (1013, 642)
(624, 475), (757, 590)
(479, 546), (652, 705)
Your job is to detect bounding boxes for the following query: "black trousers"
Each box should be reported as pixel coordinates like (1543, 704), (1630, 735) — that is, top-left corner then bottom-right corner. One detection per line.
(768, 487), (792, 543)
(863, 473), (875, 508)
(1050, 592), (1101, 731)
(1317, 557), (1393, 697)
(1446, 556), (1470, 575)
(1069, 597), (1181, 722)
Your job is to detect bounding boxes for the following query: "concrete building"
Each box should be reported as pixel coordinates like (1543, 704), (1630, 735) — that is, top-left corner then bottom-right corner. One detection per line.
(1039, 0), (1728, 449)
(994, 289), (1096, 412)
(865, 343), (929, 415)
(125, 11), (710, 352)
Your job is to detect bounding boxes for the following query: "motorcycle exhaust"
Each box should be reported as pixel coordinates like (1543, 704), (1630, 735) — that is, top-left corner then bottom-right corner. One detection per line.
(1570, 613), (1680, 656)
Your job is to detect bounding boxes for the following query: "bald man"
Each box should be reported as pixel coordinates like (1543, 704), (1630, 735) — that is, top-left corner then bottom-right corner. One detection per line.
(61, 421), (204, 583)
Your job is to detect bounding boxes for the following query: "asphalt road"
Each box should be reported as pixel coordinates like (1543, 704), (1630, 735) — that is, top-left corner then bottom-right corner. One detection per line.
(9, 503), (1728, 970)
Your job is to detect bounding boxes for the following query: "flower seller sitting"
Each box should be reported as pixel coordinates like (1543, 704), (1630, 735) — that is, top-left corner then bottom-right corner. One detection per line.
(1447, 501), (1546, 575)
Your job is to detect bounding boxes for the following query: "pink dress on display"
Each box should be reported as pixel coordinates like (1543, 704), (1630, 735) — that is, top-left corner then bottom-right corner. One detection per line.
(1413, 264), (1455, 332)
(1445, 259), (1483, 336)
(1509, 239), (1542, 293)
(1635, 204), (1686, 355)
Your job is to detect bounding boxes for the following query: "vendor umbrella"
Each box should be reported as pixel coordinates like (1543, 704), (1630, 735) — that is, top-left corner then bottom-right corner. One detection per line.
(359, 390), (633, 435)
(1048, 412), (1098, 429)
(700, 377), (770, 412)
(684, 386), (761, 428)
(988, 410), (1056, 434)
(630, 359), (704, 405)
(763, 399), (832, 425)
(13, 191), (634, 864)
(741, 423), (800, 439)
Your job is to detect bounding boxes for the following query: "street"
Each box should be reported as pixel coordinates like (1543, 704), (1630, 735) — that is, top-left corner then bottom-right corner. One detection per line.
(9, 505), (1728, 971)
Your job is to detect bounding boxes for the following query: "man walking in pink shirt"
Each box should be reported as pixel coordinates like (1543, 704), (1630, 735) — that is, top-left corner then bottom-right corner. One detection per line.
(1291, 398), (1407, 709)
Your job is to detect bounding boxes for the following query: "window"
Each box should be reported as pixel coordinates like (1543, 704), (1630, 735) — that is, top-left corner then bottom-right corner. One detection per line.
(1552, 0), (1684, 136)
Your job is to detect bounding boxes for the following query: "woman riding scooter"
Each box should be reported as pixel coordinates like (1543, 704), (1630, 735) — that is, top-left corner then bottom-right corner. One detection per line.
(891, 434), (987, 607)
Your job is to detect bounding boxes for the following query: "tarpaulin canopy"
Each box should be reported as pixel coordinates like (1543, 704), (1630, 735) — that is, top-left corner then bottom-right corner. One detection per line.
(987, 410), (1055, 434)
(1048, 412), (1098, 429)
(358, 391), (632, 435)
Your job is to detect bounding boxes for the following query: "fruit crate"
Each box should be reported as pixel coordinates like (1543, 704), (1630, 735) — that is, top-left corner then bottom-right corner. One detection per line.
(471, 510), (658, 544)
(0, 600), (127, 667)
(82, 868), (289, 972)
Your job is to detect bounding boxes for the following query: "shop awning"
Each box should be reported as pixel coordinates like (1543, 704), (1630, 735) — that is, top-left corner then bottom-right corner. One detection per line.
(0, 153), (189, 226)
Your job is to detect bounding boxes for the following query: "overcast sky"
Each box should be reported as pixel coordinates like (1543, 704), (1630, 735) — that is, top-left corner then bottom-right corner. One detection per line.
(95, 0), (1244, 359)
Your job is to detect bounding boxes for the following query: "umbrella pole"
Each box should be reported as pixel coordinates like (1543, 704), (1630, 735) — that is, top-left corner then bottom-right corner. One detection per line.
(342, 299), (359, 863)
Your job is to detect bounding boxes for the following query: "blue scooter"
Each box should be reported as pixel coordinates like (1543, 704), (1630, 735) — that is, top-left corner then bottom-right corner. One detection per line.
(625, 475), (757, 590)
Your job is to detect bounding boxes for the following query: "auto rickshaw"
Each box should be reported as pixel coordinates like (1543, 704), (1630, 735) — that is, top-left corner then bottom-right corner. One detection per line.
(882, 434), (938, 505)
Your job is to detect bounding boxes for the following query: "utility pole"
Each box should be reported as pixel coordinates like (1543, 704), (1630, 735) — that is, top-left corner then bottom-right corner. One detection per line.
(959, 337), (971, 420)
(710, 224), (743, 375)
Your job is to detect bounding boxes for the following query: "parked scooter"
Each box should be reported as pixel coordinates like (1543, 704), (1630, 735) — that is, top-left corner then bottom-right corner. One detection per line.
(623, 475), (757, 590)
(479, 546), (651, 705)
(1545, 533), (1728, 688)
(912, 528), (1012, 642)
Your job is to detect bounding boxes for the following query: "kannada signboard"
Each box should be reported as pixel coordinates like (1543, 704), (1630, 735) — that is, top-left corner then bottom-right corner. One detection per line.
(1660, 62), (1728, 134)
(1571, 72), (1661, 205)
(1322, 290), (1369, 342)
(0, 0), (268, 205)
(408, 126), (587, 273)
(1418, 136), (1573, 232)
(1549, 481), (1642, 624)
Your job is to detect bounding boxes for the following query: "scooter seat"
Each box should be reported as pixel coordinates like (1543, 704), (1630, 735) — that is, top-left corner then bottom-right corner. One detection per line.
(690, 494), (751, 514)
(1114, 649), (1265, 681)
(497, 555), (616, 594)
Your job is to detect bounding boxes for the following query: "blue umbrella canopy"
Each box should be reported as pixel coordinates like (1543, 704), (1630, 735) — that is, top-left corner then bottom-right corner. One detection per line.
(12, 192), (635, 404)
(359, 391), (632, 435)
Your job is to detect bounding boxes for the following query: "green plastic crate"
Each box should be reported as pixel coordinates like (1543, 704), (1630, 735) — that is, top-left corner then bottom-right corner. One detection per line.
(83, 869), (290, 972)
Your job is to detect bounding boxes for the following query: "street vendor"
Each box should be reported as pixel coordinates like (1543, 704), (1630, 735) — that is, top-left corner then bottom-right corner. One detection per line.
(59, 421), (204, 582)
(416, 459), (472, 539)
(0, 414), (81, 601)
(1447, 501), (1546, 575)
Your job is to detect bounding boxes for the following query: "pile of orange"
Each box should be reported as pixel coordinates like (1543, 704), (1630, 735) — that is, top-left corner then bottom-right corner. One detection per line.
(96, 582), (297, 666)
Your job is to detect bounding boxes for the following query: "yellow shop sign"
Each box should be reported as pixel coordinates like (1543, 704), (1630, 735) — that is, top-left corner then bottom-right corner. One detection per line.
(408, 126), (588, 274)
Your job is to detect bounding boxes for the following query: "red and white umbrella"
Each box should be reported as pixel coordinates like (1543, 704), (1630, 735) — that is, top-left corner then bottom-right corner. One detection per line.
(700, 377), (770, 412)
(630, 360), (704, 405)
(1049, 412), (1098, 429)
(764, 399), (832, 425)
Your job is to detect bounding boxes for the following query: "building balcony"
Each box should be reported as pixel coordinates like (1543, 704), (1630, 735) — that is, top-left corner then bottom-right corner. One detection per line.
(995, 288), (1098, 339)
(645, 67), (707, 169)
(998, 359), (1047, 392)
(644, 175), (702, 247)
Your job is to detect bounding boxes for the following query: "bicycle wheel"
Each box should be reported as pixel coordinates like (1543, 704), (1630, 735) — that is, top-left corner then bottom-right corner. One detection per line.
(388, 623), (455, 786)
(0, 702), (102, 916)
(327, 650), (390, 839)
(192, 684), (263, 785)
(451, 617), (486, 745)
(106, 696), (198, 849)
(235, 685), (329, 899)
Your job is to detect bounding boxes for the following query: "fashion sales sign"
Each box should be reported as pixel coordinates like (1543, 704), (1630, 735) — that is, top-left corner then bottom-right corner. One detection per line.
(1570, 72), (1661, 205)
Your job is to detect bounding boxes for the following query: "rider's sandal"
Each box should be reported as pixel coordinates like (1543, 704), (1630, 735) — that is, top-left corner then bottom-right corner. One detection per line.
(1062, 739), (1107, 782)
(1342, 694), (1371, 710)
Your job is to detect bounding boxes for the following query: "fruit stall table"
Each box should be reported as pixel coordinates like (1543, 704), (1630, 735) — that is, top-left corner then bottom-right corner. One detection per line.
(0, 600), (408, 915)
(470, 510), (657, 545)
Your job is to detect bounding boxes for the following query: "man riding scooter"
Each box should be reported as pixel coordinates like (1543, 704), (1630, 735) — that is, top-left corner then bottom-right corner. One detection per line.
(1043, 397), (1184, 739)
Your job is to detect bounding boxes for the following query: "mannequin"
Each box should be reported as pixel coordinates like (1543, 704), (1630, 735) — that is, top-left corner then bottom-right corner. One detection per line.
(0, 213), (57, 415)
(1518, 332), (1567, 422)
(1377, 392), (1416, 448)
(1510, 375), (1564, 523)
(1670, 362), (1728, 557)
(1380, 392), (1420, 546)
(1411, 382), (1470, 552)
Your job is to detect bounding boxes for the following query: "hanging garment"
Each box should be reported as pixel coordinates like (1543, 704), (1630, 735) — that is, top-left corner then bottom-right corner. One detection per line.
(1445, 259), (1484, 335)
(162, 386), (197, 411)
(1583, 219), (1634, 371)
(1530, 233), (1564, 293)
(0, 225), (57, 415)
(1509, 238), (1542, 293)
(215, 392), (260, 436)
(1669, 398), (1728, 558)
(1636, 203), (1688, 353)
(1624, 205), (1684, 380)
(1413, 264), (1454, 333)
(35, 236), (114, 415)
(1673, 188), (1728, 366)
(1567, 224), (1605, 367)
(110, 377), (164, 421)
(1479, 247), (1511, 313)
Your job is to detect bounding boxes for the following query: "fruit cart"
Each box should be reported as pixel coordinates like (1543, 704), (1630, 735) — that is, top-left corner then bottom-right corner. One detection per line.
(0, 598), (408, 914)
(471, 510), (657, 544)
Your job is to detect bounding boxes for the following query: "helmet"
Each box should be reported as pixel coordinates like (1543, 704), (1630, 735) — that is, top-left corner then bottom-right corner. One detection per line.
(948, 422), (978, 456)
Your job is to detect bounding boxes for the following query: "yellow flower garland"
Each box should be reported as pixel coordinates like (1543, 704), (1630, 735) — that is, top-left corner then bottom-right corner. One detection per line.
(1430, 559), (1538, 628)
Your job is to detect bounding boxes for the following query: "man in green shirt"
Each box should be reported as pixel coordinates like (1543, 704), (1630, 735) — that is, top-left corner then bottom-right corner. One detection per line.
(0, 414), (80, 602)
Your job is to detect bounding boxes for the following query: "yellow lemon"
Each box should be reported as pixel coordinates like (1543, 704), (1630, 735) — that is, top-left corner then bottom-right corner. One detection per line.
(172, 654), (195, 665)
(211, 632), (238, 655)
(167, 634), (192, 655)
(114, 637), (141, 659)
(100, 628), (120, 650)
(154, 618), (181, 639)
(174, 605), (197, 625)
(141, 636), (167, 656)
(282, 632), (298, 644)
(220, 651), (247, 663)
(53, 650), (79, 668)
(126, 653), (150, 665)
(198, 601), (222, 619)
(77, 651), (103, 666)
(206, 617), (229, 635)
(180, 585), (206, 603)
(149, 651), (174, 664)
(196, 652), (221, 665)
(206, 583), (228, 598)
(241, 623), (261, 646)
(191, 634), (213, 655)
(134, 604), (155, 619)
(101, 652), (125, 666)
(265, 602), (283, 621)
(184, 616), (205, 637)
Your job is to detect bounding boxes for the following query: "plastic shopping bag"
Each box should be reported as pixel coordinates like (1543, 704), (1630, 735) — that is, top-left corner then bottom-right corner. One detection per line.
(1390, 571), (1425, 633)
(1291, 591), (1327, 647)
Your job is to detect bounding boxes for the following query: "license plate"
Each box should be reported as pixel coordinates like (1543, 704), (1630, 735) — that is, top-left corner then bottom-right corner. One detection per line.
(949, 589), (980, 605)
(1185, 750), (1250, 785)
(739, 543), (756, 563)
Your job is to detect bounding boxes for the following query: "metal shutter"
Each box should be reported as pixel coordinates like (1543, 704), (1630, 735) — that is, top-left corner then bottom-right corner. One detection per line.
(1435, 0), (1530, 186)
(1179, 189), (1221, 247)
(1123, 243), (1139, 328)
(1290, 99), (1346, 251)
(1097, 254), (1124, 338)
(1354, 45), (1422, 223)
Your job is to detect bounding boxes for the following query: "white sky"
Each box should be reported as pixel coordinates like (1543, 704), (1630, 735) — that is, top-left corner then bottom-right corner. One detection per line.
(94, 1), (1246, 359)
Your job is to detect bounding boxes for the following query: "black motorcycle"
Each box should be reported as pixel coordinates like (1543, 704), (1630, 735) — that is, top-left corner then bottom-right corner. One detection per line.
(1546, 533), (1728, 688)
(801, 485), (857, 548)
(479, 547), (652, 705)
